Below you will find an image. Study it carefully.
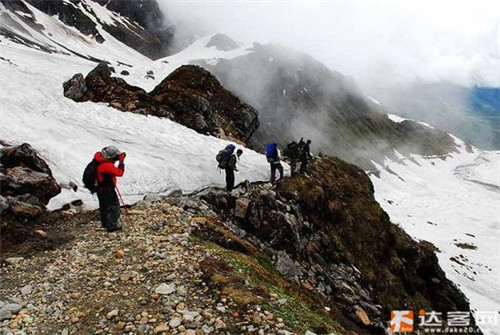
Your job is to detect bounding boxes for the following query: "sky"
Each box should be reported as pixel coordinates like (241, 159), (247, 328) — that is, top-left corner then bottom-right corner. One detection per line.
(160, 0), (500, 91)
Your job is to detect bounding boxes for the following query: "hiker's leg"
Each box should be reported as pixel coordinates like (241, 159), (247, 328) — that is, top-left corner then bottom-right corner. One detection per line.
(107, 188), (121, 231)
(300, 159), (306, 173)
(97, 190), (108, 228)
(278, 163), (284, 180)
(270, 163), (276, 183)
(226, 168), (234, 191)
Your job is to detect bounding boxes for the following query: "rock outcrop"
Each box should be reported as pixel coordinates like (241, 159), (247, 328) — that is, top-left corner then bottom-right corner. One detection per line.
(0, 143), (60, 219)
(196, 156), (474, 332)
(64, 63), (260, 143)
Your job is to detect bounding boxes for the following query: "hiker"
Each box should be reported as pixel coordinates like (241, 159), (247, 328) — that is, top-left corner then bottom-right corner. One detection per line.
(299, 139), (312, 174)
(285, 141), (300, 176)
(266, 142), (284, 183)
(216, 144), (243, 192)
(93, 146), (126, 232)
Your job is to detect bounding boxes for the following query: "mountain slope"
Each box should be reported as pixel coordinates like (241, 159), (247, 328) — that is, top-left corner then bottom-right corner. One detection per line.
(0, 40), (270, 210)
(0, 0), (173, 61)
(369, 137), (500, 333)
(193, 42), (456, 168)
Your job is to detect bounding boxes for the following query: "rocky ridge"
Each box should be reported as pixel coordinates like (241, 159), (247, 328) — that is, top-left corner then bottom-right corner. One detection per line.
(64, 63), (260, 143)
(1, 155), (477, 334)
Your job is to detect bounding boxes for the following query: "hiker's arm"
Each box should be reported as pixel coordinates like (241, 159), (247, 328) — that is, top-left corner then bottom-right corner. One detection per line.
(100, 162), (125, 177)
(230, 156), (237, 171)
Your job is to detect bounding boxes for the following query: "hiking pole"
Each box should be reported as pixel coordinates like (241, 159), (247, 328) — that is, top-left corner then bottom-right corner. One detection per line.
(115, 186), (135, 230)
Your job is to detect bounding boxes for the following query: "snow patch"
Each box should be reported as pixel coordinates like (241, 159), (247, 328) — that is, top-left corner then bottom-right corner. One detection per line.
(0, 40), (272, 211)
(386, 113), (406, 123)
(367, 96), (381, 105)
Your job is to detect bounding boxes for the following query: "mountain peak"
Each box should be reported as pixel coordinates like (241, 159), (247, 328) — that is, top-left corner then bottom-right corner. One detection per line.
(205, 33), (241, 51)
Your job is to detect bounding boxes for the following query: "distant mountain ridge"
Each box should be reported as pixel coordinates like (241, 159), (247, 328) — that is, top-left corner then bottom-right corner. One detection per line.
(195, 42), (456, 168)
(0, 0), (174, 59)
(369, 82), (500, 150)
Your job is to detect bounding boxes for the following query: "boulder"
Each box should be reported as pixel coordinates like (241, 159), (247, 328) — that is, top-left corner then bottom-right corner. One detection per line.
(0, 143), (52, 175)
(275, 251), (301, 282)
(3, 167), (60, 204)
(63, 73), (87, 101)
(0, 143), (60, 220)
(355, 307), (371, 326)
(6, 196), (43, 218)
(234, 197), (251, 218)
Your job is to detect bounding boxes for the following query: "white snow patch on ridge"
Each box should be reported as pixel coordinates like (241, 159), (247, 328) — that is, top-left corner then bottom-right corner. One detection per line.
(386, 113), (406, 123)
(367, 96), (381, 105)
(386, 113), (434, 129)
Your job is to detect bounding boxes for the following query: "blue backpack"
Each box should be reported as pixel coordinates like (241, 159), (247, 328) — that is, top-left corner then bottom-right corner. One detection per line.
(266, 142), (278, 163)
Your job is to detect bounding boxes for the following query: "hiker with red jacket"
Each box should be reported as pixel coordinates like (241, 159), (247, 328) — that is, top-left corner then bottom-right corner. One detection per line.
(94, 146), (126, 232)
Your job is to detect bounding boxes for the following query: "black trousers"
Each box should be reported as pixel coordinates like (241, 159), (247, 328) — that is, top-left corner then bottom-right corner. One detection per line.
(225, 168), (235, 191)
(300, 159), (308, 174)
(290, 158), (298, 176)
(271, 162), (284, 183)
(97, 186), (120, 230)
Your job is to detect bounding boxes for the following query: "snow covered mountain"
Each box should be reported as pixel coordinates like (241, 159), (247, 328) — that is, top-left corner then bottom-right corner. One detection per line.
(1, 2), (499, 334)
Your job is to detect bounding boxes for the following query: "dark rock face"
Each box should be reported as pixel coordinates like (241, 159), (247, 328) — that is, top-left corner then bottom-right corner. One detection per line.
(0, 143), (60, 219)
(94, 0), (174, 59)
(150, 65), (260, 142)
(64, 63), (260, 143)
(0, 0), (32, 14)
(200, 43), (456, 168)
(63, 73), (88, 101)
(26, 0), (104, 42)
(198, 156), (473, 332)
(205, 34), (240, 51)
(15, 0), (173, 59)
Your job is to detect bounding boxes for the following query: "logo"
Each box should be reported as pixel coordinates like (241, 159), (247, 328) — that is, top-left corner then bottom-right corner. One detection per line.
(391, 310), (414, 332)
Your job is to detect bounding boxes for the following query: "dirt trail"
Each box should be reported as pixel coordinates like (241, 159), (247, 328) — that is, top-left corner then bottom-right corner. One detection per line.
(0, 199), (308, 335)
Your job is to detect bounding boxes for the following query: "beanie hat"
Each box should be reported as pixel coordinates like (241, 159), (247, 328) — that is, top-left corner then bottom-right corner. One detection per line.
(101, 145), (121, 159)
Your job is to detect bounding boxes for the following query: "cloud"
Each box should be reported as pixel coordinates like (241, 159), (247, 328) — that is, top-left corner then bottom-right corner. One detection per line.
(159, 0), (500, 90)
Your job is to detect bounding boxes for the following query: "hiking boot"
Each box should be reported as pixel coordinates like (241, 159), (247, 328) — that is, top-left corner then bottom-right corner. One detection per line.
(107, 226), (122, 233)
